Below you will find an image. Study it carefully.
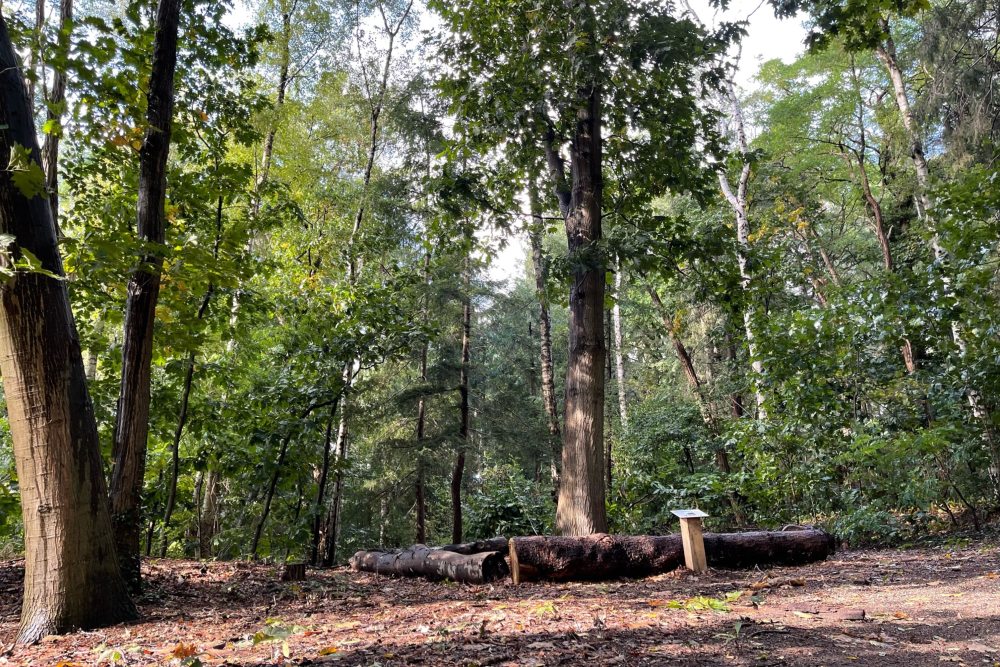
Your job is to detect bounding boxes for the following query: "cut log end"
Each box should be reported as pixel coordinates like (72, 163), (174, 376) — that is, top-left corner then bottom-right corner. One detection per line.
(280, 563), (306, 581)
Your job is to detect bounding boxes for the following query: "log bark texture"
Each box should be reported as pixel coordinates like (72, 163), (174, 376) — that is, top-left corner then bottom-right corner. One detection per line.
(436, 536), (508, 555)
(509, 530), (835, 583)
(350, 545), (509, 584)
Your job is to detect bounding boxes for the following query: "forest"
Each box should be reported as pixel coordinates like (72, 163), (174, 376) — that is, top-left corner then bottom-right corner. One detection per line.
(0, 0), (998, 663)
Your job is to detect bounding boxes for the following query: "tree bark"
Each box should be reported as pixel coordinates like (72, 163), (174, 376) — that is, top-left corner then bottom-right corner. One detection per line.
(509, 530), (835, 583)
(198, 469), (219, 559)
(528, 179), (561, 491)
(718, 84), (766, 419)
(555, 49), (608, 536)
(452, 265), (472, 544)
(322, 391), (350, 566)
(351, 546), (509, 584)
(434, 536), (508, 555)
(415, 252), (430, 544)
(108, 0), (181, 590)
(310, 401), (338, 565)
(41, 0), (72, 231)
(0, 17), (138, 641)
(612, 265), (628, 432)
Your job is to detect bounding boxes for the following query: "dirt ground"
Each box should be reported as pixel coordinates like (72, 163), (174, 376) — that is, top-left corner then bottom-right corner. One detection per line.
(0, 538), (998, 666)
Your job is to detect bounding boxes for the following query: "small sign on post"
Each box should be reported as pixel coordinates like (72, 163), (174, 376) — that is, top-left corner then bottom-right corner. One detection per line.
(671, 509), (709, 574)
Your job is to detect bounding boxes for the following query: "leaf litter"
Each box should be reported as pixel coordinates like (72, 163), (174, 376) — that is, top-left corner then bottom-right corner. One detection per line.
(0, 539), (998, 666)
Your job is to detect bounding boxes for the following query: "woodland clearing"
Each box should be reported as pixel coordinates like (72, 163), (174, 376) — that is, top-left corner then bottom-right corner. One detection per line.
(1, 538), (998, 666)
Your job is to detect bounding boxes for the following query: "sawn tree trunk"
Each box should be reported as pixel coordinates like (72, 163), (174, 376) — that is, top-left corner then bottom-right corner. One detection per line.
(509, 530), (835, 583)
(350, 545), (509, 584)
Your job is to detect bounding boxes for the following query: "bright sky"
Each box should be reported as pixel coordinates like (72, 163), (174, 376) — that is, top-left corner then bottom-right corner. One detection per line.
(486, 0), (808, 286)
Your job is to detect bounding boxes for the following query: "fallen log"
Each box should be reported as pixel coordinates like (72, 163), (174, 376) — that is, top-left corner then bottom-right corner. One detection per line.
(435, 536), (508, 555)
(509, 530), (835, 583)
(350, 544), (509, 584)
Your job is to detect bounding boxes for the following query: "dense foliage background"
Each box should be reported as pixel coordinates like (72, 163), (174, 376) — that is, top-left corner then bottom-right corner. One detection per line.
(0, 0), (997, 561)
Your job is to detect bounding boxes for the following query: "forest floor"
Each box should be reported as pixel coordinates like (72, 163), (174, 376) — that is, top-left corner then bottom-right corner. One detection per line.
(0, 537), (998, 666)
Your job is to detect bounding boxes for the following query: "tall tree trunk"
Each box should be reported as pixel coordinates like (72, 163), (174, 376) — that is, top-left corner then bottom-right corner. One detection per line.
(875, 26), (933, 224)
(718, 85), (767, 419)
(108, 0), (181, 590)
(41, 0), (72, 231)
(322, 408), (349, 566)
(310, 401), (338, 565)
(527, 179), (561, 490)
(452, 265), (471, 545)
(415, 252), (430, 543)
(0, 18), (138, 640)
(612, 264), (628, 431)
(555, 65), (608, 536)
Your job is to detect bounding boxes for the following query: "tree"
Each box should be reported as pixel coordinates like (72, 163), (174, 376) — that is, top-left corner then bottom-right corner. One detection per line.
(433, 0), (722, 535)
(0, 14), (137, 642)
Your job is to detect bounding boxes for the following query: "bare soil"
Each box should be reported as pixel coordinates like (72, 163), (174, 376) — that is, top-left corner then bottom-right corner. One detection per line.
(1, 538), (998, 666)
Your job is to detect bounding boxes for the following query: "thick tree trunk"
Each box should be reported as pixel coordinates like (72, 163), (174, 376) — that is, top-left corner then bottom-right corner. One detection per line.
(351, 546), (508, 584)
(41, 0), (72, 230)
(509, 530), (835, 583)
(528, 180), (561, 490)
(556, 75), (608, 536)
(0, 18), (138, 641)
(108, 0), (181, 590)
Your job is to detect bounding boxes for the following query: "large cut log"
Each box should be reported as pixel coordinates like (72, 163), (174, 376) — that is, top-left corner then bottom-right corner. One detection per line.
(436, 536), (508, 555)
(509, 530), (835, 583)
(350, 545), (509, 584)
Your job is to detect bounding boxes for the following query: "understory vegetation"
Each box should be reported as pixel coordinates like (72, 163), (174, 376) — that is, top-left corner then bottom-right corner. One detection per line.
(1, 0), (998, 576)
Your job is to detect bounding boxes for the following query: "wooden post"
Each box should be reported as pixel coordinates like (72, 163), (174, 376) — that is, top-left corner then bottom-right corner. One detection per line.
(672, 509), (708, 573)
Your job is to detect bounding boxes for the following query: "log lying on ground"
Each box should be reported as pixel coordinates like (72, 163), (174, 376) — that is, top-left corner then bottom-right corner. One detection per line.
(351, 544), (509, 584)
(435, 536), (508, 555)
(509, 529), (835, 583)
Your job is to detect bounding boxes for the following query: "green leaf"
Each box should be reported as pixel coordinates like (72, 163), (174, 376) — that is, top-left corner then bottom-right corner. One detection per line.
(6, 143), (46, 199)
